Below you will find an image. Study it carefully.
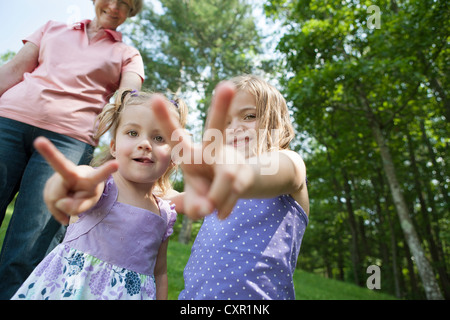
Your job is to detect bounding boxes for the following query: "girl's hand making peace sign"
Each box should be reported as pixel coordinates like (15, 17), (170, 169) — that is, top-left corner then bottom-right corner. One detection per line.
(34, 137), (119, 225)
(152, 82), (256, 220)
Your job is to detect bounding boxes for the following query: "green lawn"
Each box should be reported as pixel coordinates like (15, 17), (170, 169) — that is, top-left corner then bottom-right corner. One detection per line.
(167, 240), (396, 300)
(1, 207), (395, 300)
(0, 205), (13, 251)
(292, 268), (396, 300)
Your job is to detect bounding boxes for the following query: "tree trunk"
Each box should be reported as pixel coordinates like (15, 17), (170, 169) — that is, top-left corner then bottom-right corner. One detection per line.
(372, 171), (402, 298)
(324, 145), (362, 285)
(341, 168), (363, 286)
(419, 120), (450, 206)
(370, 120), (443, 300)
(407, 129), (450, 298)
(178, 215), (193, 244)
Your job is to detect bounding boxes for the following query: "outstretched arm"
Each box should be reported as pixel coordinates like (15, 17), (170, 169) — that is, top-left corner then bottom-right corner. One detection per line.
(34, 137), (119, 225)
(152, 82), (306, 220)
(207, 149), (307, 218)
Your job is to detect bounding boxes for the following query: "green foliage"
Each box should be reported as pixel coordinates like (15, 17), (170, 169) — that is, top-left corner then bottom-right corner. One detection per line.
(266, 0), (449, 298)
(0, 50), (15, 66)
(126, 0), (264, 122)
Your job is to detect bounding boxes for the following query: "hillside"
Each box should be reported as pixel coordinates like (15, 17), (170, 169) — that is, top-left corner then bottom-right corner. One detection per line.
(1, 210), (395, 300)
(167, 241), (396, 300)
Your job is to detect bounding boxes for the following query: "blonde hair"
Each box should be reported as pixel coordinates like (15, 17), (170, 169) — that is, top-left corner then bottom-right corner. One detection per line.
(92, 88), (188, 196)
(230, 75), (294, 154)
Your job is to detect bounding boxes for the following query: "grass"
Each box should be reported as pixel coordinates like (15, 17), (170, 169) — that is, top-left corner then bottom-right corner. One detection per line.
(293, 268), (396, 300)
(167, 241), (396, 300)
(167, 241), (192, 300)
(1, 205), (395, 300)
(0, 204), (13, 251)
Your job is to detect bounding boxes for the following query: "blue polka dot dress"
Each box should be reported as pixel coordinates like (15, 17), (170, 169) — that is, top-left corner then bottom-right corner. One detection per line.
(179, 195), (308, 300)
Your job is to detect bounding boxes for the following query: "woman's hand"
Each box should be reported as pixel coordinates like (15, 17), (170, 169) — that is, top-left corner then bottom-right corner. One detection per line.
(34, 137), (119, 225)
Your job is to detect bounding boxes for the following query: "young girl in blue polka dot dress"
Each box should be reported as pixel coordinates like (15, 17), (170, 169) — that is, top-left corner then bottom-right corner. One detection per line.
(12, 90), (187, 300)
(156, 75), (309, 300)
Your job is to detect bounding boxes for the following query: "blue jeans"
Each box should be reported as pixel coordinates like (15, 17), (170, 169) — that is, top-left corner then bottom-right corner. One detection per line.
(0, 118), (94, 299)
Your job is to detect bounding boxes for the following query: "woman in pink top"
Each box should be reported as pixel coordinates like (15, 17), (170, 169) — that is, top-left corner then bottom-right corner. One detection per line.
(0, 0), (145, 299)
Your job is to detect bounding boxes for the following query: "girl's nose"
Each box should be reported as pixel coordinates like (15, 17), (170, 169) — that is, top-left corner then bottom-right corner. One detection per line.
(227, 118), (244, 132)
(227, 118), (237, 130)
(137, 138), (152, 151)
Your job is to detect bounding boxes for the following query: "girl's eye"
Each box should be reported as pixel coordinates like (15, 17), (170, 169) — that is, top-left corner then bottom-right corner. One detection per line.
(127, 130), (138, 137)
(244, 114), (256, 120)
(154, 135), (165, 143)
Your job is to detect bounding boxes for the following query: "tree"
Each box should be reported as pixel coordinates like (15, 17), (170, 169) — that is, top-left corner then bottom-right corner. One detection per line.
(266, 0), (447, 299)
(128, 0), (262, 111)
(0, 51), (15, 66)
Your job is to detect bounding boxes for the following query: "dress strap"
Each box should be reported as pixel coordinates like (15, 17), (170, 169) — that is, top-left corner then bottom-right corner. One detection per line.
(156, 197), (177, 242)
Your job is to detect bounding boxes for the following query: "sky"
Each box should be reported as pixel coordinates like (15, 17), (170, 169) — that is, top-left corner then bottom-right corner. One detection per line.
(0, 0), (274, 55)
(0, 0), (96, 54)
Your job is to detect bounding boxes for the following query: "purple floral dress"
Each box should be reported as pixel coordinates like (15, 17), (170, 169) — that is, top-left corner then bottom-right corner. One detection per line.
(12, 176), (177, 300)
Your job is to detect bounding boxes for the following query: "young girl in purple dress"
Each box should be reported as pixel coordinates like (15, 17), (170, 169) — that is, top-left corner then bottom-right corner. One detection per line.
(12, 89), (187, 300)
(155, 75), (310, 300)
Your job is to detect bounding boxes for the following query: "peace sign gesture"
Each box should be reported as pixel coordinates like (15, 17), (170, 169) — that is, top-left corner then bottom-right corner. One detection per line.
(34, 137), (119, 225)
(153, 82), (256, 220)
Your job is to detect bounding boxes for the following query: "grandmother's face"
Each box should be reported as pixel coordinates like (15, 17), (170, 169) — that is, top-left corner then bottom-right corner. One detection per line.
(94, 0), (131, 30)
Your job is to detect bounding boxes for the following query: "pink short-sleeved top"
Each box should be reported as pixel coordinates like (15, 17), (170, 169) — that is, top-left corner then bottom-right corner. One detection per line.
(0, 20), (145, 146)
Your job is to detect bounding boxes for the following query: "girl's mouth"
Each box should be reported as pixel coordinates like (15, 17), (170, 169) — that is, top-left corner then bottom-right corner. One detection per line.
(133, 157), (154, 164)
(232, 137), (250, 148)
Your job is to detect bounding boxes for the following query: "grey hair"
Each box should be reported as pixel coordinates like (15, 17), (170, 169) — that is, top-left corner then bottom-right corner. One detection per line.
(128, 0), (143, 17)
